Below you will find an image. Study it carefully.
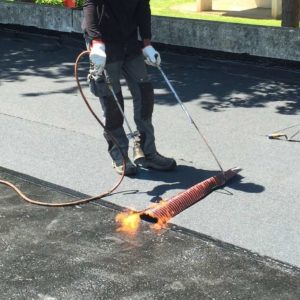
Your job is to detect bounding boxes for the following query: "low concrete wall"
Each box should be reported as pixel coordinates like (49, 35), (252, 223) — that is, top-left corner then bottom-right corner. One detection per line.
(1, 2), (300, 62)
(151, 16), (300, 62)
(0, 2), (73, 32)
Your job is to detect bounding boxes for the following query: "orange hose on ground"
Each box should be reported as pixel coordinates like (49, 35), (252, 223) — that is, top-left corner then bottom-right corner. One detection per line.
(0, 51), (126, 207)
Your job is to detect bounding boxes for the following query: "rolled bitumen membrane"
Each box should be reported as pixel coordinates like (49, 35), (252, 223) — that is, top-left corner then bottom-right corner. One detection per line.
(0, 167), (300, 300)
(140, 168), (240, 223)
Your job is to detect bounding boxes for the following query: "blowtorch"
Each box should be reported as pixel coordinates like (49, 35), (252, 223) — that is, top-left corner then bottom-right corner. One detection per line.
(103, 70), (145, 165)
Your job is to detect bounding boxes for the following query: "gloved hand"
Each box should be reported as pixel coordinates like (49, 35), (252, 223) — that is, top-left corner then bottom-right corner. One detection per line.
(89, 40), (106, 76)
(142, 45), (161, 67)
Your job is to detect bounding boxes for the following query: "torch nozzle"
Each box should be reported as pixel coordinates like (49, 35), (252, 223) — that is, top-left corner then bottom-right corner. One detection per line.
(268, 133), (288, 140)
(133, 141), (145, 164)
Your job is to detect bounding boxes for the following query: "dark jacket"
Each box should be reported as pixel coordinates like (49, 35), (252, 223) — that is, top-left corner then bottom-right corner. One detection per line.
(82, 0), (152, 43)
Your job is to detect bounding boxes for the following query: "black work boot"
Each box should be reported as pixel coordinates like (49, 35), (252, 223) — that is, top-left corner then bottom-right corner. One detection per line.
(112, 158), (137, 176)
(143, 152), (176, 171)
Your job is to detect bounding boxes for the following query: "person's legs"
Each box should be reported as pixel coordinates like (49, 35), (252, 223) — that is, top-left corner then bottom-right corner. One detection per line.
(122, 54), (156, 155)
(89, 61), (137, 175)
(122, 54), (176, 170)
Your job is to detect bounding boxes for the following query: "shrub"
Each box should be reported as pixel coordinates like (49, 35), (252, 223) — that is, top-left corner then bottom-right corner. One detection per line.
(76, 0), (84, 7)
(34, 0), (84, 7)
(35, 0), (64, 6)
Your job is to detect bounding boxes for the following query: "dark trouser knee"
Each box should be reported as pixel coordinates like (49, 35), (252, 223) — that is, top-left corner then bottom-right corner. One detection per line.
(139, 81), (154, 120)
(102, 91), (124, 131)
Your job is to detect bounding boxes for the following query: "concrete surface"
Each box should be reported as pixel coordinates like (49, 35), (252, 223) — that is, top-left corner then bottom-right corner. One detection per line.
(0, 2), (73, 32)
(185, 5), (273, 19)
(1, 167), (300, 299)
(0, 27), (300, 272)
(195, 0), (278, 12)
(0, 2), (300, 62)
(150, 16), (300, 62)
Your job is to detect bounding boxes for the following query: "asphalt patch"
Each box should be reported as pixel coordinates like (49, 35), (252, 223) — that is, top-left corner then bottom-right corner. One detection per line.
(0, 168), (299, 299)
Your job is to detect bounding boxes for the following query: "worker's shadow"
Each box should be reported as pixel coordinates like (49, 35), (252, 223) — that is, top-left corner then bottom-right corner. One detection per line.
(135, 161), (264, 203)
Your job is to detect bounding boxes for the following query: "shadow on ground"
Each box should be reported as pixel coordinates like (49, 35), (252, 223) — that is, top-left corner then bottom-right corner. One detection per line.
(1, 27), (300, 115)
(132, 164), (265, 203)
(148, 53), (300, 115)
(221, 8), (272, 19)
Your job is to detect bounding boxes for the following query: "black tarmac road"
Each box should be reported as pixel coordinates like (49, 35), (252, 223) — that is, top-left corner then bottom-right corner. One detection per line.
(1, 167), (300, 299)
(0, 25), (300, 298)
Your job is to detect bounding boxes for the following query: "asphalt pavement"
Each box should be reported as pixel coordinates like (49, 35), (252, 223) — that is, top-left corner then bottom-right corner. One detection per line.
(0, 25), (300, 278)
(1, 167), (300, 299)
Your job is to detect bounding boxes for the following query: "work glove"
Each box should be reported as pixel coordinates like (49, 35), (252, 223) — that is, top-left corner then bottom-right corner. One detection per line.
(89, 40), (106, 76)
(142, 45), (161, 67)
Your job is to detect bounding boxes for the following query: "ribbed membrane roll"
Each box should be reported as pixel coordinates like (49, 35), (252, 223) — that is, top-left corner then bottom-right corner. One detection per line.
(140, 168), (241, 224)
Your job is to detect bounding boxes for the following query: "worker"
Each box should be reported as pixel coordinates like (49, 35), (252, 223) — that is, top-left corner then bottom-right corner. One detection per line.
(82, 0), (176, 176)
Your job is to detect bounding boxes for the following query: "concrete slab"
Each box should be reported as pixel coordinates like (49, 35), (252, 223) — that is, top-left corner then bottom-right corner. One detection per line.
(176, 5), (272, 19)
(1, 167), (300, 299)
(0, 27), (300, 270)
(0, 2), (73, 32)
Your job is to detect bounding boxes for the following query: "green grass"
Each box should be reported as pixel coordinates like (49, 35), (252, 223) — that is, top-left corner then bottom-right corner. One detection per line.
(151, 0), (281, 27)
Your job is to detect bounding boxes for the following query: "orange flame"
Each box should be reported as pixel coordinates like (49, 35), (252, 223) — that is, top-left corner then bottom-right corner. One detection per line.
(115, 200), (174, 236)
(115, 210), (141, 236)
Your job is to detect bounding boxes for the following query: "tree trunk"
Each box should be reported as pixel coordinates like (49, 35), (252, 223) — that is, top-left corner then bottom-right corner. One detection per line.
(282, 0), (300, 28)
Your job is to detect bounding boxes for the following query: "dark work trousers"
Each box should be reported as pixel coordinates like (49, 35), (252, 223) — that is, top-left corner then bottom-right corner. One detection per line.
(89, 53), (157, 165)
